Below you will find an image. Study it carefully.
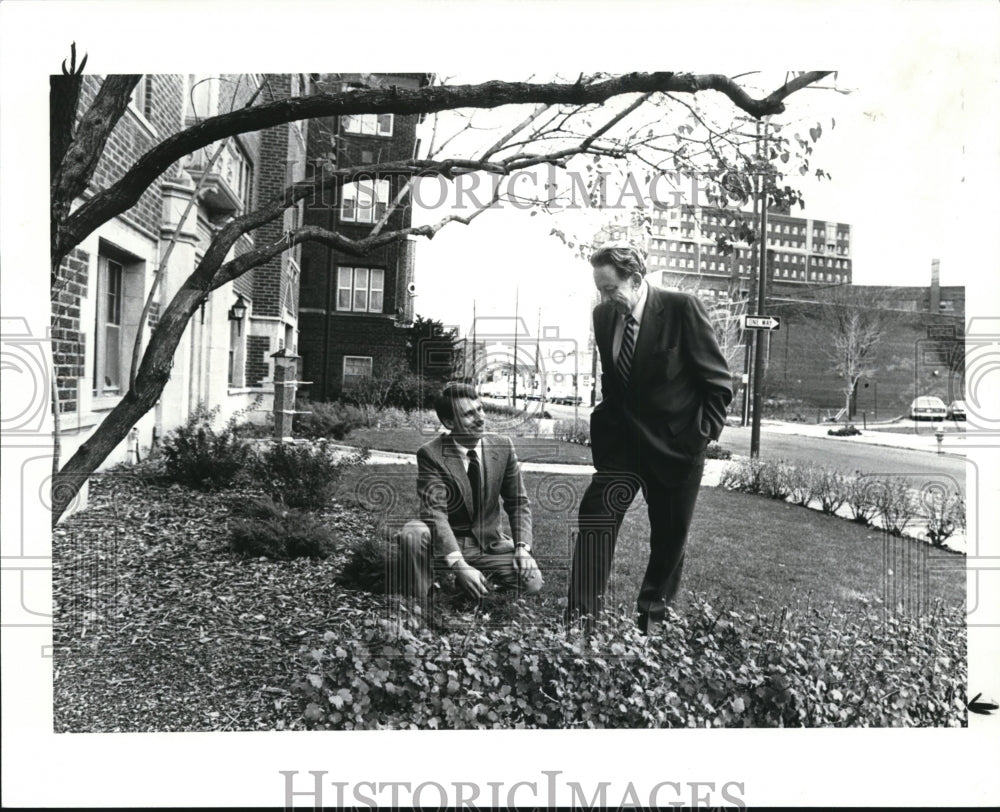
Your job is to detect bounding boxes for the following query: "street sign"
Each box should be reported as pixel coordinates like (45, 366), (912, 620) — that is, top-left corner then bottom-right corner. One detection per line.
(742, 315), (781, 331)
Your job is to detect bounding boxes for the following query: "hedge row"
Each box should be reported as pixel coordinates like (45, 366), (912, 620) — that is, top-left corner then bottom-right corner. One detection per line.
(293, 596), (966, 729)
(719, 458), (965, 546)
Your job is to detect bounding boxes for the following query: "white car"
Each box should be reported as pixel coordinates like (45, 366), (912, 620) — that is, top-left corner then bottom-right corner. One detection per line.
(909, 396), (947, 421)
(946, 400), (966, 421)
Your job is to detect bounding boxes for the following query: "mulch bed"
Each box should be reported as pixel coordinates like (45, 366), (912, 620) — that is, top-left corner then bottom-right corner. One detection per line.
(52, 470), (380, 732)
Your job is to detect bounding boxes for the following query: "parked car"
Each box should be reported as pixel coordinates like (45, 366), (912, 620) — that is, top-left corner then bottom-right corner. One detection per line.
(909, 396), (947, 421)
(946, 399), (966, 420)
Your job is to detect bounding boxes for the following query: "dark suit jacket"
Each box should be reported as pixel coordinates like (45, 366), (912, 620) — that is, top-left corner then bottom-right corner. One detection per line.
(591, 284), (733, 475)
(416, 432), (532, 559)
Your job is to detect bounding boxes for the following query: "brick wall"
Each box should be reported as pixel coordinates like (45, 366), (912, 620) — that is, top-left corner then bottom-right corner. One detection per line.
(762, 299), (965, 418)
(52, 248), (90, 413)
(297, 80), (423, 398)
(251, 73), (304, 320)
(79, 75), (184, 237)
(246, 335), (271, 387)
(297, 312), (408, 401)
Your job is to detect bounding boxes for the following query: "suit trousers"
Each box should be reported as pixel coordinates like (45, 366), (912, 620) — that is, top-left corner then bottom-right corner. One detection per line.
(395, 520), (542, 604)
(567, 456), (705, 624)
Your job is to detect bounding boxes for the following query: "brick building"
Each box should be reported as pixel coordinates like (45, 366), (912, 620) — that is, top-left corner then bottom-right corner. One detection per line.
(297, 73), (431, 401)
(764, 275), (965, 419)
(52, 73), (308, 479)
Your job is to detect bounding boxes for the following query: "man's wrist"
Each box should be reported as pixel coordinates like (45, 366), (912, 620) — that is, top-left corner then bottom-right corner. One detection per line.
(514, 541), (530, 553)
(444, 551), (465, 569)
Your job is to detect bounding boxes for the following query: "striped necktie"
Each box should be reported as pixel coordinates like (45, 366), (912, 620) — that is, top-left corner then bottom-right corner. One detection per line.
(617, 314), (637, 386)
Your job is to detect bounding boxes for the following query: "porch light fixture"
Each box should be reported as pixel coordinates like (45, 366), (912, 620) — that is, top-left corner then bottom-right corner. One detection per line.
(228, 293), (248, 333)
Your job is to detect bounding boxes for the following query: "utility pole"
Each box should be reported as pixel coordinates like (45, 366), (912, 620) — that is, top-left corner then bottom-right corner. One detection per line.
(750, 120), (771, 458)
(535, 308), (545, 413)
(512, 287), (519, 405)
(742, 121), (761, 428)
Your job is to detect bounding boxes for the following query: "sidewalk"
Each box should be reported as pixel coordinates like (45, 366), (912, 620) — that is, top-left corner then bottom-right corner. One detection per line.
(749, 419), (968, 455)
(330, 444), (732, 487)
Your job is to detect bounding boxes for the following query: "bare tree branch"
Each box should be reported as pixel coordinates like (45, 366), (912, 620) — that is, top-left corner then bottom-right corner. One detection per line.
(51, 73), (141, 277)
(481, 104), (552, 160)
(56, 72), (831, 263)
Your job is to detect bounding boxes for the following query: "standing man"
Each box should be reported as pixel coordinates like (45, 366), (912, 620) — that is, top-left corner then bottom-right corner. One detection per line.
(397, 381), (543, 606)
(567, 245), (732, 633)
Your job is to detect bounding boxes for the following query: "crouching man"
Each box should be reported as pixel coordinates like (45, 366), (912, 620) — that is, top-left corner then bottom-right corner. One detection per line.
(396, 381), (543, 604)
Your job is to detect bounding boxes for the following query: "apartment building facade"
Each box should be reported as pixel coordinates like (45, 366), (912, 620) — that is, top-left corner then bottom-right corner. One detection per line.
(51, 73), (308, 473)
(648, 203), (853, 302)
(296, 73), (431, 401)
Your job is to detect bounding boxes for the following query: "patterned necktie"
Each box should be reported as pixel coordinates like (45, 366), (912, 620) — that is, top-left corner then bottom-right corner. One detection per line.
(617, 314), (637, 386)
(467, 448), (482, 518)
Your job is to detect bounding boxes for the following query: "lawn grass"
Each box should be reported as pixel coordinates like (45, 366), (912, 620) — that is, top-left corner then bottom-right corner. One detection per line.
(346, 426), (594, 464)
(339, 464), (965, 619)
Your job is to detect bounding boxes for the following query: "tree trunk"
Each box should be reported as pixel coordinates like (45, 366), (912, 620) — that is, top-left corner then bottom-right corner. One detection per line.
(51, 283), (205, 524)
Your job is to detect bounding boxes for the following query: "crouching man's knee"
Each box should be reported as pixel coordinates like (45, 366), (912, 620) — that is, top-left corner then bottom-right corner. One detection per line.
(396, 519), (431, 552)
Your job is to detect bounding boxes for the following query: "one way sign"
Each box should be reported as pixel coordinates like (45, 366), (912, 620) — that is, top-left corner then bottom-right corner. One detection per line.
(741, 315), (781, 330)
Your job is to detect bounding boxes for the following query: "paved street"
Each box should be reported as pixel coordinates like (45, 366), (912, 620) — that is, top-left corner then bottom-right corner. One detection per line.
(718, 423), (967, 498)
(531, 402), (968, 498)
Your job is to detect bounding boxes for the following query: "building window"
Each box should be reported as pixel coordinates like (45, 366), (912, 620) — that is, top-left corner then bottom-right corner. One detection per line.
(129, 75), (152, 121)
(93, 257), (124, 396)
(342, 113), (394, 137)
(341, 178), (390, 223)
(337, 266), (385, 313)
(343, 355), (373, 388)
(223, 140), (254, 211)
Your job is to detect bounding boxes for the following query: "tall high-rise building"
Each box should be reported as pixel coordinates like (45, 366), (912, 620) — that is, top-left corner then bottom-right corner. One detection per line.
(647, 204), (852, 302)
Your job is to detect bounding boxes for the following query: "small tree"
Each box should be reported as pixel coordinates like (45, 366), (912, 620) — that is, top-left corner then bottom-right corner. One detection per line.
(406, 315), (460, 384)
(817, 285), (894, 420)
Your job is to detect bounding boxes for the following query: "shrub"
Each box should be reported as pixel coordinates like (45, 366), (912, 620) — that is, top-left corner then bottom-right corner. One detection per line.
(876, 476), (920, 537)
(162, 404), (253, 490)
(720, 458), (765, 494)
(815, 468), (848, 515)
(481, 401), (523, 419)
(845, 472), (881, 525)
(338, 360), (435, 417)
(252, 440), (370, 510)
(923, 490), (965, 547)
(292, 596), (966, 729)
(294, 399), (366, 440)
(828, 424), (862, 437)
(786, 463), (818, 507)
(232, 415), (274, 439)
(373, 407), (437, 430)
(759, 459), (794, 500)
(229, 496), (338, 559)
(337, 533), (400, 594)
(553, 418), (591, 445)
(705, 442), (732, 460)
(720, 458), (790, 499)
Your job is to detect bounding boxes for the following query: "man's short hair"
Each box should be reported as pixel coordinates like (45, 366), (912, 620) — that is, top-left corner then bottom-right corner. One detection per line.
(434, 380), (480, 424)
(590, 244), (647, 280)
